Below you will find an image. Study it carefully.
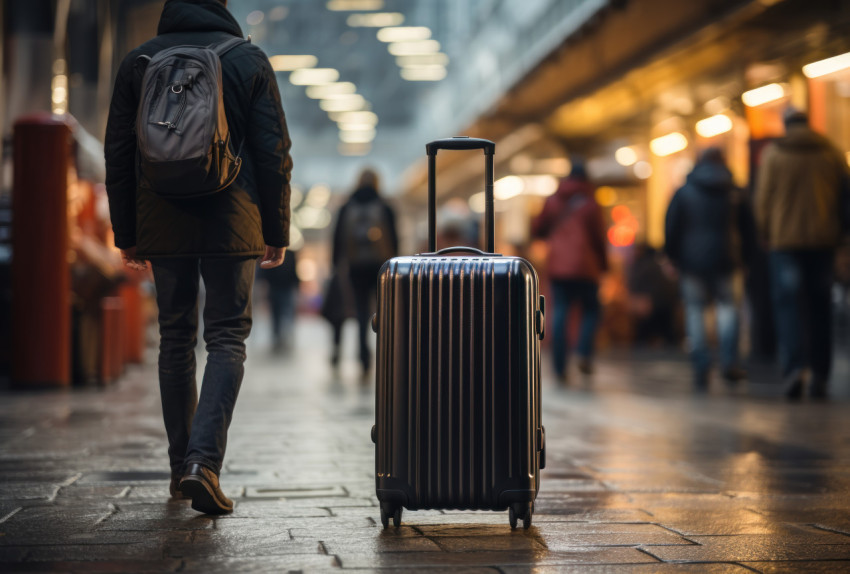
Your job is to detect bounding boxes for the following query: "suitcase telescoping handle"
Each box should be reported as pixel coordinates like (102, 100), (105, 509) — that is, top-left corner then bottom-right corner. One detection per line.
(426, 137), (496, 253)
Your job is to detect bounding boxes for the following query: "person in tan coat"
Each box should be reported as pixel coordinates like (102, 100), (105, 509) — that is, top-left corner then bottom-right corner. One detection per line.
(755, 109), (849, 400)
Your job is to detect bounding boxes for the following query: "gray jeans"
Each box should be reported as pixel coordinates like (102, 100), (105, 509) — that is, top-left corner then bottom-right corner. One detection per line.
(151, 257), (255, 475)
(680, 274), (740, 378)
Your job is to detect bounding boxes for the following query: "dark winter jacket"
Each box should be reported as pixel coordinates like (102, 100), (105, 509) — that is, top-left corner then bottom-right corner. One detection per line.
(664, 161), (756, 278)
(755, 124), (849, 250)
(332, 185), (399, 269)
(104, 0), (292, 258)
(531, 177), (608, 281)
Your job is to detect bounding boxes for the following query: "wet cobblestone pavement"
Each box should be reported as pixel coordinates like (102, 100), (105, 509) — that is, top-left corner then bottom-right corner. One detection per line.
(1, 317), (850, 572)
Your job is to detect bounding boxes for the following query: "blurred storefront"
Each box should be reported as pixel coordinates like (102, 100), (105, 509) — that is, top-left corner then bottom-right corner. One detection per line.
(403, 0), (850, 351)
(2, 0), (849, 382)
(1, 1), (154, 385)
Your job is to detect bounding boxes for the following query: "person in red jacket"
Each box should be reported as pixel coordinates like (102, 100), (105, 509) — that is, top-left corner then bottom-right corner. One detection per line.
(532, 162), (608, 384)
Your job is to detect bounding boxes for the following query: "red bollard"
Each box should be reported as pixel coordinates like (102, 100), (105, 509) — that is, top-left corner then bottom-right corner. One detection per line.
(119, 281), (145, 364)
(12, 114), (72, 388)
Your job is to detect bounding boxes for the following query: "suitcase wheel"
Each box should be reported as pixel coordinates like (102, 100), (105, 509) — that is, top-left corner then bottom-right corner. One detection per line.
(509, 502), (533, 530)
(380, 501), (403, 529)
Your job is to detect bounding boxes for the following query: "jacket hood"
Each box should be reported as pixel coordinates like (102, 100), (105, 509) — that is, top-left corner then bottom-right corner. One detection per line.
(555, 176), (593, 199)
(158, 0), (243, 37)
(687, 161), (733, 193)
(777, 124), (832, 151)
(350, 185), (380, 203)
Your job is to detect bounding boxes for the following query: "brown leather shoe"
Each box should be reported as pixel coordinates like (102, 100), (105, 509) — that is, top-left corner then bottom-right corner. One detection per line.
(169, 472), (190, 499)
(179, 463), (233, 514)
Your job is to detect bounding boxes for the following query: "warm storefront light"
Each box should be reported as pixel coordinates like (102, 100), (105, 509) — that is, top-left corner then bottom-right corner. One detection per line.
(290, 68), (339, 85)
(269, 55), (318, 72)
(803, 52), (850, 78)
(494, 176), (525, 200)
(305, 185), (332, 208)
(388, 40), (441, 56)
(396, 54), (450, 67)
(608, 205), (638, 247)
(327, 0), (383, 11)
(615, 146), (637, 166)
(595, 186), (618, 206)
(320, 95), (368, 112)
(305, 82), (356, 99)
(377, 27), (431, 43)
(400, 66), (447, 81)
(51, 74), (68, 114)
(634, 161), (653, 179)
(330, 111), (379, 125)
(742, 83), (786, 107)
(469, 192), (506, 213)
(650, 132), (688, 157)
(695, 114), (733, 138)
(523, 175), (559, 196)
(294, 207), (332, 230)
(339, 129), (376, 143)
(347, 12), (404, 27)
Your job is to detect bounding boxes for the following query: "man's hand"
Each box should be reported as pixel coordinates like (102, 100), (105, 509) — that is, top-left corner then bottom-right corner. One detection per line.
(260, 245), (286, 269)
(120, 246), (148, 271)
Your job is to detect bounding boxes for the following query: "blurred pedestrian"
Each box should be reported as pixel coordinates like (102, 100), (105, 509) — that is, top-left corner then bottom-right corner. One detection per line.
(627, 244), (680, 347)
(105, 0), (293, 513)
(755, 109), (850, 400)
(258, 249), (300, 353)
(532, 161), (608, 384)
(665, 148), (756, 391)
(331, 168), (398, 378)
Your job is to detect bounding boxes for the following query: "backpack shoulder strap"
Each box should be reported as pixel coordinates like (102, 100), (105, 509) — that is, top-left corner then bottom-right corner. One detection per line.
(211, 37), (247, 58)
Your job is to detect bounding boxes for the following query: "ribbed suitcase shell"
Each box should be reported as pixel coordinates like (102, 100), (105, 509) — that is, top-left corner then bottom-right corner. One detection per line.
(374, 254), (543, 512)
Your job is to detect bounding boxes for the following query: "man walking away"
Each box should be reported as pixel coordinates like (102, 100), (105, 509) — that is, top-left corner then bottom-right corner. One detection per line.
(105, 0), (292, 513)
(755, 109), (849, 400)
(331, 168), (398, 380)
(665, 148), (755, 391)
(532, 161), (608, 385)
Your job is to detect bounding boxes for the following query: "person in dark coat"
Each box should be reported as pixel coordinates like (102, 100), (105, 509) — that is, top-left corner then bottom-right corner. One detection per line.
(258, 249), (300, 353)
(531, 162), (608, 383)
(104, 0), (293, 514)
(665, 147), (755, 390)
(330, 168), (398, 378)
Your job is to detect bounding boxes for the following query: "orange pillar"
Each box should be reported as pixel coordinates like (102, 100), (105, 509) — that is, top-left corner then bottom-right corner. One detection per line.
(12, 114), (72, 387)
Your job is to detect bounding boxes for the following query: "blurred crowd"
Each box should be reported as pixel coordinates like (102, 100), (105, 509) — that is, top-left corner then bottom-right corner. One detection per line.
(307, 108), (849, 400)
(14, 107), (848, 402)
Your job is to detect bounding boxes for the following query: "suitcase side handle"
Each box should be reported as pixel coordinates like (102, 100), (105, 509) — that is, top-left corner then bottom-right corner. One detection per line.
(426, 136), (496, 254)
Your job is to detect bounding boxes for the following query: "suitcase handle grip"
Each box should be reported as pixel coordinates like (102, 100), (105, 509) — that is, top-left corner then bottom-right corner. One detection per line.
(426, 137), (495, 155)
(426, 137), (496, 253)
(425, 246), (500, 257)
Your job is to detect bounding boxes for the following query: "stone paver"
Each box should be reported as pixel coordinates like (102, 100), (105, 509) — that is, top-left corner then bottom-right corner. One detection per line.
(0, 316), (849, 572)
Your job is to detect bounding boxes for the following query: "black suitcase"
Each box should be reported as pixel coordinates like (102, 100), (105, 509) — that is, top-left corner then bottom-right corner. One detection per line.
(371, 137), (545, 530)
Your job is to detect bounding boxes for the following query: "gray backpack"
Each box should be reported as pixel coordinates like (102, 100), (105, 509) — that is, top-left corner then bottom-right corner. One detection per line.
(136, 37), (246, 198)
(344, 200), (395, 266)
